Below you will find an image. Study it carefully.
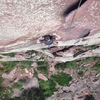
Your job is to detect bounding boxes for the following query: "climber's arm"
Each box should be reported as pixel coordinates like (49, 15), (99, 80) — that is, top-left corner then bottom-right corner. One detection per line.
(53, 33), (61, 40)
(37, 37), (43, 43)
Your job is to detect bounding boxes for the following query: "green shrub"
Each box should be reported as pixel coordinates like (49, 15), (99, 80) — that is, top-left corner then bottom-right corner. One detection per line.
(51, 72), (72, 86)
(37, 60), (49, 76)
(0, 87), (12, 100)
(55, 61), (78, 70)
(0, 61), (18, 73)
(2, 53), (15, 57)
(39, 80), (57, 97)
(19, 61), (33, 69)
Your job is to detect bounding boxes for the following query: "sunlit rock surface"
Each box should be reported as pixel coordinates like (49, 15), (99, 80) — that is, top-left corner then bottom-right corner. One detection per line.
(0, 0), (100, 47)
(0, 0), (68, 46)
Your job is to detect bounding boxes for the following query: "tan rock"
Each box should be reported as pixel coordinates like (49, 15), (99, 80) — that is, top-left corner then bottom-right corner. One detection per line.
(38, 73), (48, 81)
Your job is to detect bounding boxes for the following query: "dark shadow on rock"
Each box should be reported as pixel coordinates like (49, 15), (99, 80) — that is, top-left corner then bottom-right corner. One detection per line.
(62, 0), (87, 17)
(12, 87), (45, 100)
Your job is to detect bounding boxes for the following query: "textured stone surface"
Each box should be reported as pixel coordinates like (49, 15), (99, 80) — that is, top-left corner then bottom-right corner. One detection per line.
(0, 0), (68, 46)
(47, 68), (100, 100)
(56, 0), (100, 41)
(0, 0), (100, 47)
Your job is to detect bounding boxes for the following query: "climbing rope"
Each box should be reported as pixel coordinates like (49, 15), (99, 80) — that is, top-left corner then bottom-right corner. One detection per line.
(67, 0), (84, 30)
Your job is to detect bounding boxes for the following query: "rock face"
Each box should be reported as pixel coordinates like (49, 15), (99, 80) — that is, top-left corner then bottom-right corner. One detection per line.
(0, 0), (100, 47)
(57, 0), (100, 41)
(47, 69), (100, 100)
(0, 0), (68, 46)
(65, 0), (100, 29)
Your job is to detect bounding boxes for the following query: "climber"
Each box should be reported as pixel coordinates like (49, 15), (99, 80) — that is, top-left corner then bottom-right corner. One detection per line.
(37, 33), (61, 46)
